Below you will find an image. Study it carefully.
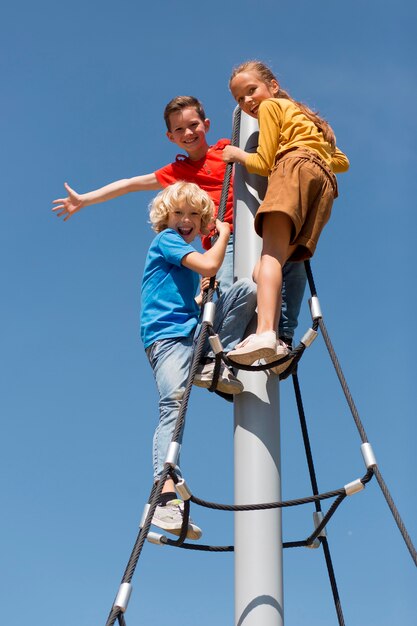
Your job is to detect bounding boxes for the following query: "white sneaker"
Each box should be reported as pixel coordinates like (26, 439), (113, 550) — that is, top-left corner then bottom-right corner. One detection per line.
(152, 499), (202, 540)
(194, 361), (244, 394)
(227, 331), (277, 365)
(266, 340), (292, 375)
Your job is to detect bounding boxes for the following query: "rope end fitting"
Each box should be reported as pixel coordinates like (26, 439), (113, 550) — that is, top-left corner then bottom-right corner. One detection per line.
(301, 328), (318, 347)
(202, 302), (216, 326)
(113, 582), (133, 612)
(175, 478), (192, 501)
(313, 511), (327, 538)
(209, 334), (224, 355)
(361, 442), (377, 469)
(309, 296), (322, 321)
(165, 442), (181, 468)
(147, 531), (167, 545)
(139, 503), (151, 529)
(344, 478), (365, 496)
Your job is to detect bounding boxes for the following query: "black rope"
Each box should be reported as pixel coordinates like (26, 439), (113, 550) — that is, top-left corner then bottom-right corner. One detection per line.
(189, 480), (364, 512)
(160, 538), (314, 551)
(306, 260), (417, 567)
(217, 107), (241, 223)
(104, 108), (242, 626)
(292, 369), (346, 624)
(372, 465), (417, 566)
(317, 316), (369, 444)
(224, 319), (319, 374)
(208, 352), (223, 393)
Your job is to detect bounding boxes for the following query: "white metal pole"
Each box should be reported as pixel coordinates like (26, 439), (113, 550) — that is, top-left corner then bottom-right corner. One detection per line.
(233, 111), (284, 626)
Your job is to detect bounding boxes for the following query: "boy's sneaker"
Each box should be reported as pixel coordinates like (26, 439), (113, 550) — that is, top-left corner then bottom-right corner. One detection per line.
(152, 499), (202, 540)
(194, 361), (244, 395)
(227, 331), (277, 365)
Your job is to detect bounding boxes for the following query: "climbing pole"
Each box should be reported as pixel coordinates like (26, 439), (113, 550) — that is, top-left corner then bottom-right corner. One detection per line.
(103, 108), (416, 626)
(232, 109), (283, 626)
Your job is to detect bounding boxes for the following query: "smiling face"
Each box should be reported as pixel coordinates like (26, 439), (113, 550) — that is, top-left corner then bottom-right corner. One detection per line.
(230, 70), (279, 118)
(166, 107), (210, 160)
(166, 201), (202, 243)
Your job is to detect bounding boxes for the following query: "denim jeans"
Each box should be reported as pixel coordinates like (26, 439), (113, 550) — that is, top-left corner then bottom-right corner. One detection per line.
(215, 238), (234, 296)
(280, 261), (307, 341)
(146, 277), (257, 479)
(216, 234), (307, 342)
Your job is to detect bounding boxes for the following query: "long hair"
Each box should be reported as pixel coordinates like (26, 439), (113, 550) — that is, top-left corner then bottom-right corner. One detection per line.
(230, 60), (336, 150)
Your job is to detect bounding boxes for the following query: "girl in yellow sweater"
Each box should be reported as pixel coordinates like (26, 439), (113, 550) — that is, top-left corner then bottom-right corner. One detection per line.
(223, 60), (349, 366)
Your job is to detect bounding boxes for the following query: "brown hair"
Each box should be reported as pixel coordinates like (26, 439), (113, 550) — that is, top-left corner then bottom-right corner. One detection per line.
(230, 60), (336, 150)
(163, 96), (207, 131)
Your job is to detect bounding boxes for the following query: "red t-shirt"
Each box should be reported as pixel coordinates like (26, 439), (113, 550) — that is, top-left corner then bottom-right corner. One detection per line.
(154, 139), (234, 249)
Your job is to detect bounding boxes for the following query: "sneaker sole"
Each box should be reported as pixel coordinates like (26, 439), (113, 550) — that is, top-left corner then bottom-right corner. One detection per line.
(271, 356), (294, 375)
(193, 376), (243, 395)
(264, 349), (292, 375)
(166, 525), (202, 541)
(228, 346), (276, 366)
(152, 519), (202, 541)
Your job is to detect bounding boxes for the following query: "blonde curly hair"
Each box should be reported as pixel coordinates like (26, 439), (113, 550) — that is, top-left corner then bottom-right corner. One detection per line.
(149, 181), (215, 234)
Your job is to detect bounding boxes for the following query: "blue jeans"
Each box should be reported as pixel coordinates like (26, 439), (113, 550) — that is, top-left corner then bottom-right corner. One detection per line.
(215, 238), (234, 296)
(280, 261), (307, 341)
(215, 234), (307, 341)
(146, 277), (257, 479)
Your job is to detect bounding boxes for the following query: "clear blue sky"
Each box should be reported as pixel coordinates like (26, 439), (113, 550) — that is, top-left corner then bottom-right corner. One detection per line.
(1, 1), (416, 625)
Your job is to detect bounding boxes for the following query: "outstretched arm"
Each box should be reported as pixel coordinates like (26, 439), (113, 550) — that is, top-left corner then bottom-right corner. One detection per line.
(52, 173), (162, 221)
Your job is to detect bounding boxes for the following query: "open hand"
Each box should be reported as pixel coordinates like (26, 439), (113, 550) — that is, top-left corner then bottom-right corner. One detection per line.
(52, 183), (84, 221)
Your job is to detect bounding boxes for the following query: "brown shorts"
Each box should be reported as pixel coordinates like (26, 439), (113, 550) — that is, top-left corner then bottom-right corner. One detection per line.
(254, 148), (338, 261)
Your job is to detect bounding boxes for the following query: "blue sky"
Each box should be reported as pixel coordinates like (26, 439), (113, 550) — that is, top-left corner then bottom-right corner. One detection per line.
(1, 1), (416, 625)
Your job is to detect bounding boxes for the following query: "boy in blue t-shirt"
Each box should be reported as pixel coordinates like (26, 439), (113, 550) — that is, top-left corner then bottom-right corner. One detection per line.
(142, 182), (256, 540)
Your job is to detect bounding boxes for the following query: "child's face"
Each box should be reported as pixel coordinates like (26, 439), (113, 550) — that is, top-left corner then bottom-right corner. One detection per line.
(230, 70), (279, 118)
(166, 107), (210, 159)
(166, 201), (202, 244)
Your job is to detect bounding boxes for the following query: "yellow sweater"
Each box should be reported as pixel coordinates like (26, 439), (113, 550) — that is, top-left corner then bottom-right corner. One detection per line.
(245, 98), (350, 176)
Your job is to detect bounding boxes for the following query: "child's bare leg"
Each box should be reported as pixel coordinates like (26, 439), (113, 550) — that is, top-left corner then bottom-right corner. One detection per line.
(227, 212), (296, 365)
(256, 212), (296, 334)
(162, 478), (176, 494)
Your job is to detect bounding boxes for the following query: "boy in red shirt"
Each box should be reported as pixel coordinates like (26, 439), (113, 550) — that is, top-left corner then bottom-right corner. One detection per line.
(52, 95), (306, 346)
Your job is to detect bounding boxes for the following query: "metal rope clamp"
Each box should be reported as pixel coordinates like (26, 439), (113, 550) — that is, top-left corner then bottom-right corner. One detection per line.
(176, 478), (192, 501)
(202, 302), (216, 326)
(309, 295), (323, 321)
(209, 334), (224, 354)
(165, 442), (181, 468)
(113, 582), (133, 612)
(147, 532), (167, 546)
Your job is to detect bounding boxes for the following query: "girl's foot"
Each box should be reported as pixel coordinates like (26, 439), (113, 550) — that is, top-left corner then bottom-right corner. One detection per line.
(267, 339), (291, 375)
(227, 331), (276, 365)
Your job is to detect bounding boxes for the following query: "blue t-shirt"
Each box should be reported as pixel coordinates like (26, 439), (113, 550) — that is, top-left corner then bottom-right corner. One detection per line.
(140, 229), (200, 348)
